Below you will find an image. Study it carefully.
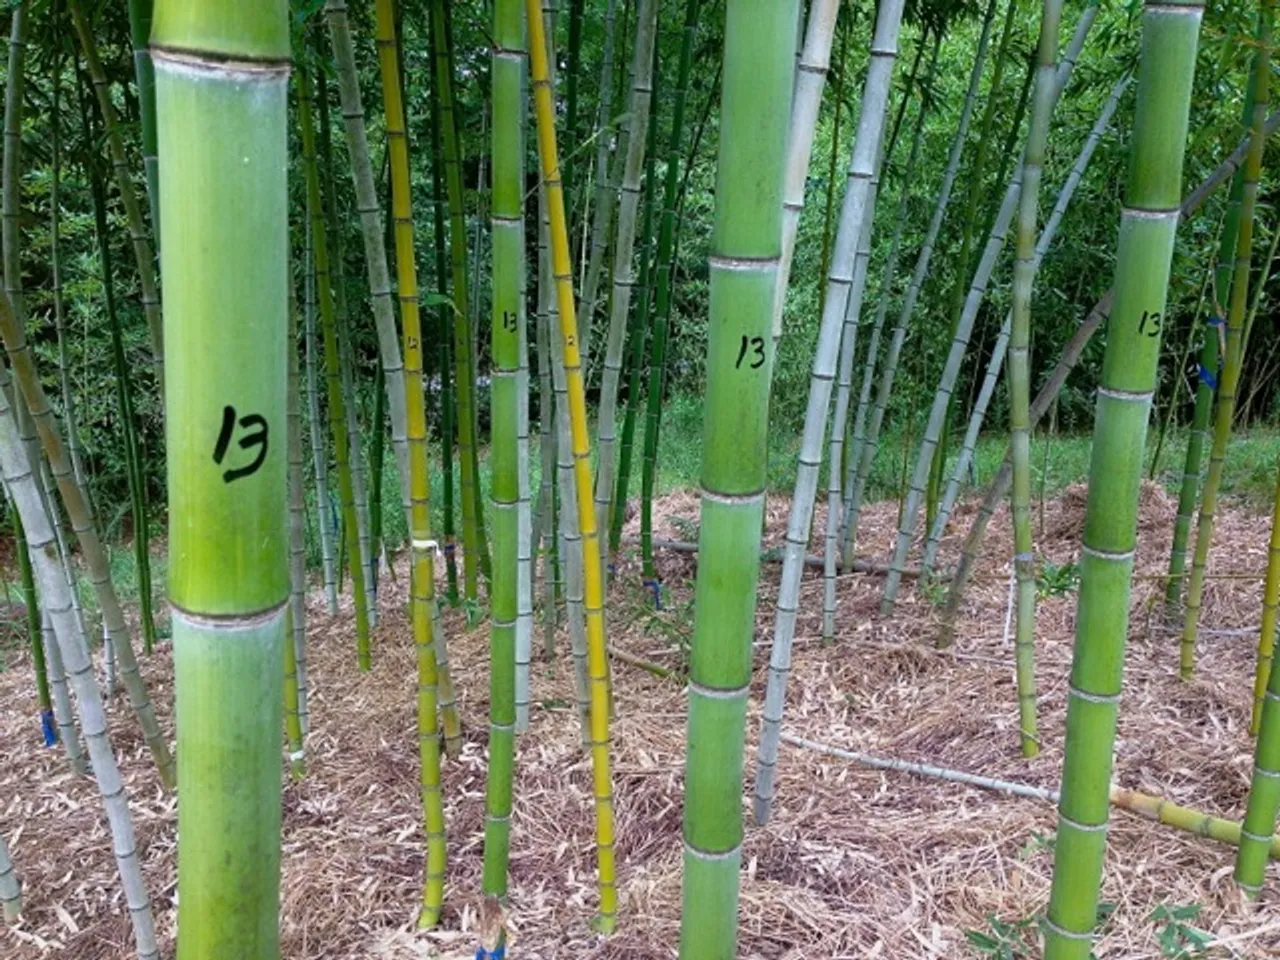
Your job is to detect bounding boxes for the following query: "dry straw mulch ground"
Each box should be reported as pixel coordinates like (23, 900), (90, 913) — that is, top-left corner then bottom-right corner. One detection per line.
(3, 485), (1280, 957)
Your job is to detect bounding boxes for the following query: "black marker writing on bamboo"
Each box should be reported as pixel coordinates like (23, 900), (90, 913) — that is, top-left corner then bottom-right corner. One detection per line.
(213, 405), (269, 484)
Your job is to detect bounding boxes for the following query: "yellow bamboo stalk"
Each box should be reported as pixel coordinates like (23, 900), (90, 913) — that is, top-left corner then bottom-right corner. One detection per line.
(525, 1), (617, 932)
(372, 0), (448, 927)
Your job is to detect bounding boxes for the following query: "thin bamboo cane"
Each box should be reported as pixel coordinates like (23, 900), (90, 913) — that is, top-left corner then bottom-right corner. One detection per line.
(526, 3), (618, 928)
(824, 36), (942, 643)
(593, 0), (658, 567)
(535, 294), (559, 662)
(322, 0), (413, 546)
(1180, 14), (1272, 679)
(0, 141), (173, 792)
(754, 0), (906, 828)
(937, 109), (1280, 640)
(287, 293), (311, 743)
(680, 3), (797, 952)
(303, 219), (339, 615)
(1250, 461), (1280, 742)
(68, 0), (164, 386)
(0, 389), (157, 956)
(430, 0), (484, 600)
(0, 826), (18, 923)
(878, 9), (1095, 616)
(300, 58), (372, 670)
(42, 607), (85, 772)
(1044, 2), (1203, 950)
(1004, 0), (1065, 758)
(125, 0), (158, 242)
(577, 0), (620, 362)
(772, 0), (841, 347)
(838, 3), (1024, 570)
(921, 74), (1128, 578)
(369, 0), (449, 922)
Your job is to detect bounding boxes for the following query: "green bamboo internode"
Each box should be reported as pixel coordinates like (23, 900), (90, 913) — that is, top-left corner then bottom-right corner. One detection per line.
(431, 0), (486, 600)
(0, 831), (18, 922)
(481, 0), (524, 909)
(152, 3), (290, 955)
(298, 56), (371, 670)
(680, 1), (796, 955)
(1044, 2), (1202, 954)
(1253, 464), (1280, 734)
(1006, 0), (1065, 759)
(287, 293), (310, 752)
(126, 0), (159, 242)
(1179, 8), (1271, 680)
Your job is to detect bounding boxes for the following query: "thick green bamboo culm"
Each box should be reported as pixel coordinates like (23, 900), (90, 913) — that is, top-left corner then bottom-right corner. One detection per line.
(680, 3), (797, 954)
(153, 5), (291, 956)
(481, 0), (524, 908)
(1044, 2), (1203, 953)
(299, 58), (371, 671)
(1166, 77), (1257, 611)
(1005, 0), (1065, 759)
(150, 5), (285, 953)
(126, 0), (158, 243)
(0, 65), (173, 789)
(0, 389), (158, 957)
(430, 0), (485, 600)
(68, 0), (164, 387)
(1179, 9), (1271, 680)
(637, 0), (701, 577)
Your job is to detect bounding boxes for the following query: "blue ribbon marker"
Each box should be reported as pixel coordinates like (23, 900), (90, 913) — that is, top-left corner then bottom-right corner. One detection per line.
(1206, 314), (1225, 327)
(643, 578), (662, 610)
(475, 947), (505, 960)
(1197, 364), (1219, 391)
(41, 709), (57, 747)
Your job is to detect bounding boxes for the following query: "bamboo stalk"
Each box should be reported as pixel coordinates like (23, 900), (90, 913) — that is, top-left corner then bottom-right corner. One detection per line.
(0, 829), (18, 923)
(680, 2), (797, 952)
(125, 0), (158, 242)
(1045, 2), (1203, 950)
(68, 0), (164, 386)
(922, 79), (1127, 578)
(42, 607), (85, 772)
(299, 57), (371, 670)
(754, 0), (906, 829)
(878, 8), (1095, 616)
(1180, 10), (1272, 679)
(526, 3), (618, 929)
(0, 388), (157, 957)
(593, 0), (658, 570)
(302, 218), (339, 616)
(287, 292), (310, 743)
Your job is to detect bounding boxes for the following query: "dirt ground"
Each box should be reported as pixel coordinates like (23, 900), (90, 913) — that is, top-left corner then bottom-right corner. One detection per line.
(3, 485), (1280, 958)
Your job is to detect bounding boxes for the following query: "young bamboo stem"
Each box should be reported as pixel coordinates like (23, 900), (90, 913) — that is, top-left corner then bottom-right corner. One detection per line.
(302, 218), (339, 615)
(754, 0), (906, 828)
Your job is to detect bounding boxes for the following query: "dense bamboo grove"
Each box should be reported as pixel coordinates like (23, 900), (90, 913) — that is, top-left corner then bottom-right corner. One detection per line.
(6, 0), (1280, 956)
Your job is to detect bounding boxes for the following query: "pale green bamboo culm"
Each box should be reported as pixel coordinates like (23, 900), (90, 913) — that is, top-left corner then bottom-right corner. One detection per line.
(0, 831), (18, 922)
(152, 2), (291, 956)
(1044, 1), (1203, 953)
(1180, 6), (1272, 680)
(679, 1), (797, 955)
(126, 0), (159, 243)
(1005, 0), (1065, 759)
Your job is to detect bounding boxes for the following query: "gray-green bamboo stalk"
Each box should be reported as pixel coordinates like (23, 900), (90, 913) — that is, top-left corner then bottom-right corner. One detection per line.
(754, 0), (906, 827)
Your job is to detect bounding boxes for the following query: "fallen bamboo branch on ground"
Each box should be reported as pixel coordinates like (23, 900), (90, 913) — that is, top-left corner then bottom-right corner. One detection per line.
(781, 732), (1280, 858)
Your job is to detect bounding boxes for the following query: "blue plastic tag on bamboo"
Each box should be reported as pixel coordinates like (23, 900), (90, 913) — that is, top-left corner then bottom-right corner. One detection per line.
(41, 709), (57, 747)
(1197, 364), (1219, 390)
(475, 947), (505, 960)
(643, 577), (662, 610)
(1206, 314), (1225, 327)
